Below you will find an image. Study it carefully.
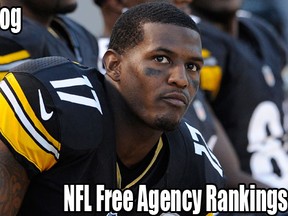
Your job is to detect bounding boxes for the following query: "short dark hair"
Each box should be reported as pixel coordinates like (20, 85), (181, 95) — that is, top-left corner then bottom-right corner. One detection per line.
(109, 2), (200, 55)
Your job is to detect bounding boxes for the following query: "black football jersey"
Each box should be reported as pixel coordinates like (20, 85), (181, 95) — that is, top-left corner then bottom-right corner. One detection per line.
(0, 15), (99, 78)
(184, 90), (217, 151)
(0, 56), (223, 215)
(196, 14), (288, 188)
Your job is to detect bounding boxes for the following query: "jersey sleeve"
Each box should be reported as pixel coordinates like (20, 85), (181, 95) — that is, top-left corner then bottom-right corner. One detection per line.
(0, 37), (31, 79)
(0, 72), (61, 178)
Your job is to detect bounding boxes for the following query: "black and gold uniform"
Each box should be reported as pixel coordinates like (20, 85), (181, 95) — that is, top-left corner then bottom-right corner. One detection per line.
(0, 56), (223, 215)
(194, 13), (288, 188)
(184, 90), (217, 151)
(0, 15), (99, 79)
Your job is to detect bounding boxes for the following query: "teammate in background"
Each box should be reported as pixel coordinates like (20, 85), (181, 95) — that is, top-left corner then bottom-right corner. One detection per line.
(241, 0), (288, 114)
(190, 0), (288, 189)
(173, 0), (271, 189)
(0, 0), (99, 79)
(95, 0), (126, 38)
(0, 2), (223, 215)
(241, 0), (288, 45)
(94, 0), (269, 188)
(94, 0), (125, 74)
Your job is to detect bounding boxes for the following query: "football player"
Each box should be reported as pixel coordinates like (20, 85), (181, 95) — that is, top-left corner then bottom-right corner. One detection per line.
(190, 0), (288, 188)
(95, 0), (270, 189)
(0, 0), (99, 79)
(0, 2), (223, 215)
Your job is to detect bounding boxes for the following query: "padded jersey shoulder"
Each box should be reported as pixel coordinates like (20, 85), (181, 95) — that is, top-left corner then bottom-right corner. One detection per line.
(1, 56), (108, 177)
(10, 56), (72, 74)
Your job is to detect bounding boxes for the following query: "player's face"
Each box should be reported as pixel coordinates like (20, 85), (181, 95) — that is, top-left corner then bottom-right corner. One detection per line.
(118, 23), (203, 131)
(23, 0), (77, 14)
(192, 0), (242, 14)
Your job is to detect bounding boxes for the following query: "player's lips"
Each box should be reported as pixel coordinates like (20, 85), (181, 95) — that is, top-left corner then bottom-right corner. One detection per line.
(161, 92), (189, 107)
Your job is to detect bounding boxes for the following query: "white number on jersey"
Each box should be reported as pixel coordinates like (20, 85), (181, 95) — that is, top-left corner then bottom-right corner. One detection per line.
(50, 75), (102, 114)
(185, 123), (223, 177)
(247, 101), (288, 188)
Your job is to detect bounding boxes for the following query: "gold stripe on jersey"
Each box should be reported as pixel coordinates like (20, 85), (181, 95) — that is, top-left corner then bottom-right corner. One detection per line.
(116, 162), (122, 189)
(0, 50), (30, 64)
(200, 49), (222, 99)
(0, 72), (8, 80)
(0, 73), (60, 172)
(117, 137), (163, 190)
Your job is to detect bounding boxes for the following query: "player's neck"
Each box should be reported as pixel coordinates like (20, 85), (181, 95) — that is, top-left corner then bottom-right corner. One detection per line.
(116, 128), (162, 168)
(192, 8), (239, 36)
(105, 80), (163, 167)
(216, 16), (238, 37)
(113, 105), (162, 168)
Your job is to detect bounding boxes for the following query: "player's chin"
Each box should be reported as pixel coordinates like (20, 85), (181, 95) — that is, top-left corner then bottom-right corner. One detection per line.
(57, 3), (77, 14)
(153, 115), (182, 131)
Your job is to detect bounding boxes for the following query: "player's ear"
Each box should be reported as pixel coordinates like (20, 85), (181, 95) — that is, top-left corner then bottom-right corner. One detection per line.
(103, 49), (121, 81)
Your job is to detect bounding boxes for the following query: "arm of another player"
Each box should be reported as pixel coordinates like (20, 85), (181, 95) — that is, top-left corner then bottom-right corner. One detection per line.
(211, 110), (270, 188)
(0, 139), (29, 216)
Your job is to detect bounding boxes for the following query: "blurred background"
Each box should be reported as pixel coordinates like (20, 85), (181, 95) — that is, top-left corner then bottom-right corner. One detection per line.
(68, 0), (103, 37)
(68, 0), (288, 43)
